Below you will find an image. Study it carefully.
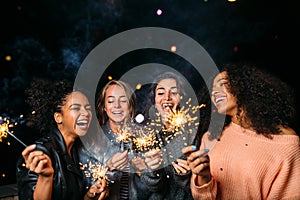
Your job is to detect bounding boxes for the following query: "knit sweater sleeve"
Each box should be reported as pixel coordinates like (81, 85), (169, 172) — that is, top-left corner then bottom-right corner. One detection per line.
(267, 145), (300, 199)
(190, 173), (217, 200)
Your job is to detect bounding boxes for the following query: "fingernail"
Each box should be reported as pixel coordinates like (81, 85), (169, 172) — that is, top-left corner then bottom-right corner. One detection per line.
(192, 145), (197, 151)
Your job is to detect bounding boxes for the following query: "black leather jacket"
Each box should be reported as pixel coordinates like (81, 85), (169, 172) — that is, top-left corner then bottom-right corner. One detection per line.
(16, 128), (86, 200)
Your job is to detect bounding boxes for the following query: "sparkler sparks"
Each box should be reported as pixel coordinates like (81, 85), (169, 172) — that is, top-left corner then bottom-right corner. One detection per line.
(151, 99), (206, 143)
(115, 125), (133, 151)
(164, 101), (206, 133)
(132, 131), (157, 152)
(115, 126), (132, 143)
(80, 161), (109, 182)
(0, 115), (27, 147)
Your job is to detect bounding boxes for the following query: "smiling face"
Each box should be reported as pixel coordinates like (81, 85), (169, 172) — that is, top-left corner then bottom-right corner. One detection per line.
(54, 91), (92, 139)
(211, 71), (237, 117)
(155, 78), (181, 120)
(104, 84), (130, 129)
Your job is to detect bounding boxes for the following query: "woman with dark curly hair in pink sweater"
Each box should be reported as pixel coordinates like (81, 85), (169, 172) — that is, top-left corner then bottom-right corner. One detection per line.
(183, 63), (300, 199)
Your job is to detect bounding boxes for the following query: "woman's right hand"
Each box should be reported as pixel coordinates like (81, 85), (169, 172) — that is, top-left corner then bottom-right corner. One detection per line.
(22, 144), (54, 177)
(182, 145), (212, 186)
(144, 148), (163, 171)
(106, 150), (129, 171)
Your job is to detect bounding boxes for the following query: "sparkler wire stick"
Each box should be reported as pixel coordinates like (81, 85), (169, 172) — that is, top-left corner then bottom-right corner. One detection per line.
(6, 130), (27, 147)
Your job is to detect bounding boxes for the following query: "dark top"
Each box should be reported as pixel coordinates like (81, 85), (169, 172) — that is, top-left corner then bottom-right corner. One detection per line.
(16, 127), (85, 200)
(138, 129), (194, 200)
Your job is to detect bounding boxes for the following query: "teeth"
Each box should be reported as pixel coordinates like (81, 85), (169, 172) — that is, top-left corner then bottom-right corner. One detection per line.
(112, 111), (122, 114)
(77, 122), (87, 126)
(77, 120), (88, 125)
(216, 97), (225, 103)
(163, 104), (172, 108)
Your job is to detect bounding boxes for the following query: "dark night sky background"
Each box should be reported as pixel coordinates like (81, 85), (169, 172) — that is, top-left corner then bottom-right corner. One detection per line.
(0, 0), (299, 186)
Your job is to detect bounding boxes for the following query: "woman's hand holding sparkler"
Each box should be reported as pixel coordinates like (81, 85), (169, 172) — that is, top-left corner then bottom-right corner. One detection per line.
(85, 178), (109, 200)
(106, 151), (129, 171)
(172, 158), (190, 175)
(21, 144), (54, 199)
(182, 145), (212, 186)
(144, 148), (163, 171)
(22, 144), (54, 177)
(130, 156), (147, 173)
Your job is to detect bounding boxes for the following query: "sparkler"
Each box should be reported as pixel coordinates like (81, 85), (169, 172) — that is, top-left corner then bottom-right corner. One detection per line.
(80, 161), (109, 183)
(132, 131), (157, 153)
(115, 125), (132, 151)
(151, 98), (206, 142)
(0, 115), (27, 147)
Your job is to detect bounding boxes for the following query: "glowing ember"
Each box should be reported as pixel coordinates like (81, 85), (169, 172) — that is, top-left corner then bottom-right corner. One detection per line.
(0, 119), (9, 142)
(81, 161), (108, 182)
(116, 125), (132, 143)
(150, 98), (206, 143)
(0, 115), (27, 147)
(132, 131), (157, 152)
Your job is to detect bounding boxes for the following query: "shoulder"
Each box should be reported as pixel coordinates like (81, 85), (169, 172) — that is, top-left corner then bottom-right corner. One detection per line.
(34, 129), (63, 155)
(279, 126), (297, 136)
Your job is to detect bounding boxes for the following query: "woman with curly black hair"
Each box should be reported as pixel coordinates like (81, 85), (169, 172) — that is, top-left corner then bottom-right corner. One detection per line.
(16, 78), (108, 200)
(183, 63), (300, 199)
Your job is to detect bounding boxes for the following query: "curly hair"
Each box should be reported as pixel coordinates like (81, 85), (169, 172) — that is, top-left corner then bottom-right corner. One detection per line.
(25, 78), (74, 135)
(221, 63), (297, 134)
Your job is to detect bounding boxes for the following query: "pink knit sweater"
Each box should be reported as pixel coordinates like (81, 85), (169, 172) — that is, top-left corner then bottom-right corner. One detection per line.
(191, 122), (300, 200)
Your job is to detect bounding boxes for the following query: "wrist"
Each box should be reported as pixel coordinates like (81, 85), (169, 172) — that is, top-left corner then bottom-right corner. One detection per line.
(195, 174), (212, 186)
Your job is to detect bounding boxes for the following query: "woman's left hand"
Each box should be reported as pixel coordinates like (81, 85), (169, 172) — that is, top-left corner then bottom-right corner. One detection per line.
(172, 158), (190, 175)
(130, 156), (147, 173)
(85, 178), (109, 200)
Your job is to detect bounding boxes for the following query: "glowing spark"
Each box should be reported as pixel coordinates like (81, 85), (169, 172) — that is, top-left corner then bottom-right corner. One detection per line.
(150, 99), (206, 143)
(164, 99), (206, 134)
(135, 114), (145, 123)
(0, 115), (27, 147)
(136, 83), (142, 90)
(132, 131), (157, 152)
(116, 126), (132, 143)
(156, 9), (162, 15)
(170, 45), (177, 52)
(0, 120), (9, 142)
(80, 161), (108, 182)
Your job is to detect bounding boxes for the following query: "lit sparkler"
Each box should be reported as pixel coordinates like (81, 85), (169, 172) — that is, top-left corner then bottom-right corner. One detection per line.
(164, 101), (206, 133)
(115, 125), (132, 151)
(80, 161), (109, 182)
(0, 115), (27, 147)
(132, 131), (157, 153)
(151, 98), (206, 143)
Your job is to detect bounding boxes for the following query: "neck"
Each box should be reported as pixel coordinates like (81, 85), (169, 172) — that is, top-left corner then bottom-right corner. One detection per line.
(58, 125), (77, 156)
(109, 121), (125, 134)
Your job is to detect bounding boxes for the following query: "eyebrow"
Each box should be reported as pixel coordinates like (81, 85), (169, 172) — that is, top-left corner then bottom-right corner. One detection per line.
(69, 103), (82, 107)
(156, 86), (177, 90)
(107, 95), (127, 98)
(217, 77), (228, 83)
(213, 77), (228, 87)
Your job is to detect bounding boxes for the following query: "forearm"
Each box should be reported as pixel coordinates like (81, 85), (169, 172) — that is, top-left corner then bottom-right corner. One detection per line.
(33, 175), (54, 200)
(191, 174), (217, 200)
